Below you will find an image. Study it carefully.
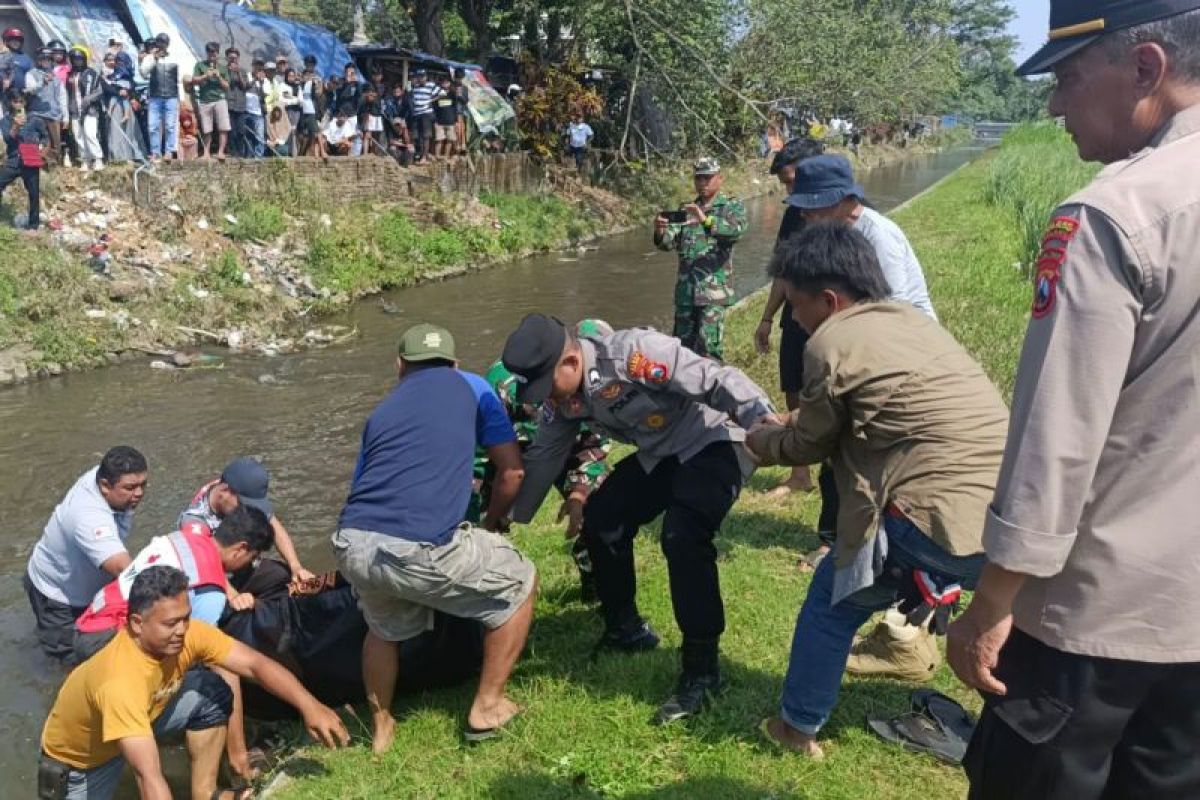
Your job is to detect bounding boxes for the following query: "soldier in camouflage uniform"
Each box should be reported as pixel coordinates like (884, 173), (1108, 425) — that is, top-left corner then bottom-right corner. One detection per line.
(654, 157), (748, 361)
(468, 320), (614, 602)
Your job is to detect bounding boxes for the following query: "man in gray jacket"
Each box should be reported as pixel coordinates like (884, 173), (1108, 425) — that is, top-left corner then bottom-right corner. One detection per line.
(502, 313), (773, 725)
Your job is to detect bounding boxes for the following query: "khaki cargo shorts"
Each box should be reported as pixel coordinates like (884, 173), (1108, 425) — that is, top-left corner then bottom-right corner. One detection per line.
(198, 99), (231, 133)
(435, 123), (456, 142)
(332, 524), (536, 642)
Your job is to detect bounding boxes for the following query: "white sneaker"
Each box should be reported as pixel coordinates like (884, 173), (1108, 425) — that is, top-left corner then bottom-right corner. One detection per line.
(63, 154), (73, 168)
(79, 162), (90, 173)
(92, 160), (105, 171)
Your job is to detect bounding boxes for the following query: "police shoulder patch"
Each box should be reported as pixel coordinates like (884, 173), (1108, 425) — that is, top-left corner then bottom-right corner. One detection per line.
(628, 351), (670, 384)
(1032, 215), (1080, 319)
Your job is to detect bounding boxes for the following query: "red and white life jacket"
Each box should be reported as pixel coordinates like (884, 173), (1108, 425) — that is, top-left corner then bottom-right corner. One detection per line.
(75, 531), (228, 634)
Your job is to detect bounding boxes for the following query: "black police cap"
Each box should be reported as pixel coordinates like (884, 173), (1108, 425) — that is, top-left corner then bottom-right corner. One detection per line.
(1018, 0), (1200, 76)
(501, 314), (567, 405)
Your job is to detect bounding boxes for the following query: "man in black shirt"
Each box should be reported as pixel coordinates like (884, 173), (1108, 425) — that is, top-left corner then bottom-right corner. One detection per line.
(433, 74), (458, 159)
(754, 138), (825, 498)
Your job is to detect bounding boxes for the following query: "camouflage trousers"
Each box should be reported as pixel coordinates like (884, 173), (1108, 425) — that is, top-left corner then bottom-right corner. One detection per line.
(673, 301), (728, 361)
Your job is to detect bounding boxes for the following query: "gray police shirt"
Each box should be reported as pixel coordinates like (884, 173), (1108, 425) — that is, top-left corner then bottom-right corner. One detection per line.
(512, 328), (773, 522)
(26, 466), (134, 607)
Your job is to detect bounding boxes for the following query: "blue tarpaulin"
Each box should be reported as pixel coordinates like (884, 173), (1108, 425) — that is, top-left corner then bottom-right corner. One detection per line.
(20, 0), (352, 82)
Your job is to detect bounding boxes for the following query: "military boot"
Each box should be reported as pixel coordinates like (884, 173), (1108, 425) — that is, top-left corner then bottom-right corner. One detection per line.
(654, 638), (723, 725)
(846, 609), (940, 683)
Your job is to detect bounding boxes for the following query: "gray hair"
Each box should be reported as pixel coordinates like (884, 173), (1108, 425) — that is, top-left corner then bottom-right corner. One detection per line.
(1103, 8), (1200, 82)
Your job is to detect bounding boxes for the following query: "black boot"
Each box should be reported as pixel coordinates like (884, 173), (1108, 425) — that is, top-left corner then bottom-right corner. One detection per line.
(572, 539), (598, 605)
(654, 638), (722, 725)
(594, 618), (660, 655)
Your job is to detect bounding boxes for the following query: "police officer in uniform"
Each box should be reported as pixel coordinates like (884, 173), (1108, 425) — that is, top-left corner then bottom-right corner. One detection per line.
(502, 313), (773, 724)
(654, 157), (748, 361)
(947, 3), (1200, 798)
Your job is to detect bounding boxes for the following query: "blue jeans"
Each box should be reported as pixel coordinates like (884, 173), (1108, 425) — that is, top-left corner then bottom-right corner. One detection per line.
(779, 515), (984, 735)
(146, 96), (179, 157)
(44, 667), (231, 800)
(245, 114), (265, 158)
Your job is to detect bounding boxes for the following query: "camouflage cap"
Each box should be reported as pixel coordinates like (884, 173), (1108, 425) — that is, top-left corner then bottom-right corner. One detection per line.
(693, 157), (721, 176)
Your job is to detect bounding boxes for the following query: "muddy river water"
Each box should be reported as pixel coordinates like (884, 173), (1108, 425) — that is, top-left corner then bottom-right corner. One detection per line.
(0, 145), (983, 792)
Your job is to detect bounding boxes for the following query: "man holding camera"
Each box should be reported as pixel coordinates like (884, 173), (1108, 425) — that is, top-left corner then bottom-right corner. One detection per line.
(190, 42), (230, 161)
(654, 158), (747, 361)
(138, 33), (179, 162)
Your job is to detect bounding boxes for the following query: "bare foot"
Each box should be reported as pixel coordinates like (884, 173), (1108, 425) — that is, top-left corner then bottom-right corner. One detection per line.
(371, 712), (396, 754)
(467, 696), (521, 732)
(762, 716), (824, 759)
(797, 545), (830, 573)
(774, 466), (816, 493)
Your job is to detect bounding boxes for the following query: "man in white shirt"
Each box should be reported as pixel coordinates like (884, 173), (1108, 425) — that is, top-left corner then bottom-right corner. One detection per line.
(321, 104), (360, 157)
(786, 154), (936, 319)
(25, 446), (148, 659)
(565, 112), (593, 172)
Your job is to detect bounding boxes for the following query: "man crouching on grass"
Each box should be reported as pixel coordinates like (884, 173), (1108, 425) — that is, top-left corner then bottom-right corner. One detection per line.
(38, 565), (347, 800)
(746, 223), (1008, 757)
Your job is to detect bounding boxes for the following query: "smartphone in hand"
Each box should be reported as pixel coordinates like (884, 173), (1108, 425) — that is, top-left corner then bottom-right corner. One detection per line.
(660, 210), (688, 224)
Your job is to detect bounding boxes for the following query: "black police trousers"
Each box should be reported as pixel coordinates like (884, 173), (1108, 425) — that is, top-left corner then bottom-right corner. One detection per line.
(965, 627), (1200, 800)
(581, 441), (743, 643)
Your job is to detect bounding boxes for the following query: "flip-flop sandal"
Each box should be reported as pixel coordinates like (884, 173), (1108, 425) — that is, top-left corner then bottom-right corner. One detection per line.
(463, 713), (520, 744)
(866, 711), (966, 764)
(910, 689), (976, 743)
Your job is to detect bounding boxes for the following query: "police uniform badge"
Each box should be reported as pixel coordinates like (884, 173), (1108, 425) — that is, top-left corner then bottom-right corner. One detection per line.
(644, 413), (667, 429)
(1032, 215), (1080, 319)
(628, 351), (670, 384)
(598, 382), (622, 401)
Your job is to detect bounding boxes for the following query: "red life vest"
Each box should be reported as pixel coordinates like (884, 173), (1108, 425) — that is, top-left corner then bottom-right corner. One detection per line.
(75, 531), (228, 634)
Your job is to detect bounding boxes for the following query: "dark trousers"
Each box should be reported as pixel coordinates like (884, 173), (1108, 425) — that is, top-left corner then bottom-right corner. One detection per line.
(581, 441), (743, 648)
(965, 627), (1200, 800)
(0, 162), (41, 229)
(23, 573), (85, 660)
(229, 110), (247, 157)
(816, 464), (838, 546)
(412, 114), (434, 161)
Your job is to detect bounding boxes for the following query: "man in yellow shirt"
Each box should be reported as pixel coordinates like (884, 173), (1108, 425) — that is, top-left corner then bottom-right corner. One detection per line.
(38, 565), (348, 800)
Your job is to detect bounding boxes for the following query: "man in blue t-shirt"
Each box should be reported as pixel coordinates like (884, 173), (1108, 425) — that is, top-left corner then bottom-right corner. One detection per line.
(332, 323), (536, 752)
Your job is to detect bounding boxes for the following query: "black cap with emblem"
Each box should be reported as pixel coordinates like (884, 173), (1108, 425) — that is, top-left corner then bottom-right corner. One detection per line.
(501, 313), (567, 404)
(1018, 0), (1200, 76)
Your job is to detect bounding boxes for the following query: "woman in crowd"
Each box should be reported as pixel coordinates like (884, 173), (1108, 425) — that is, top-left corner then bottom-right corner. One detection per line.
(65, 46), (104, 171)
(100, 50), (144, 163)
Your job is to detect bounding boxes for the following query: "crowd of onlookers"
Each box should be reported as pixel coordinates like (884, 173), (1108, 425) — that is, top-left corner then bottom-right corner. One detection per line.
(0, 28), (475, 173)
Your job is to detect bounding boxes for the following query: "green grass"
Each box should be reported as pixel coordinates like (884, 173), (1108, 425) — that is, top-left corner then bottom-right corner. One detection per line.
(982, 123), (1099, 272)
(305, 194), (608, 298)
(269, 152), (1068, 798)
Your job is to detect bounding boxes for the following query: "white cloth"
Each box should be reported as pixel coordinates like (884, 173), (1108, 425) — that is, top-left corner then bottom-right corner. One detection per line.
(26, 467), (135, 606)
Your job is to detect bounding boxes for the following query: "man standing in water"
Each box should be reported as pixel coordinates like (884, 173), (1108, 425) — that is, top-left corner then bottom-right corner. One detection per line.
(25, 446), (147, 660)
(654, 158), (747, 361)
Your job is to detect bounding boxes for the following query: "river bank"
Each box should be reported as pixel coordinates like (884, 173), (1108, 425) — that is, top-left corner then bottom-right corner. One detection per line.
(248, 145), (1027, 800)
(0, 134), (963, 387)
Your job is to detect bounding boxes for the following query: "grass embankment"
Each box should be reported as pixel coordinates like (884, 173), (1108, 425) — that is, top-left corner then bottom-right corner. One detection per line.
(265, 129), (1092, 798)
(0, 174), (623, 378)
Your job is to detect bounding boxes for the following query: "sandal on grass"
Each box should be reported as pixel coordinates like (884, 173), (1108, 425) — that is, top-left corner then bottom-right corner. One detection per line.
(910, 689), (976, 743)
(463, 712), (521, 744)
(866, 710), (967, 764)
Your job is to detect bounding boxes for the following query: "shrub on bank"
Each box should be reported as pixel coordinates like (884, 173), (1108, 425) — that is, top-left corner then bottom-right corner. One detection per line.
(983, 123), (1098, 272)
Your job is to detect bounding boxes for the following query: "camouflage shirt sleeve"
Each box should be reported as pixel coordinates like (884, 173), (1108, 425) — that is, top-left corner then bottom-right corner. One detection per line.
(707, 197), (747, 242)
(556, 426), (611, 498)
